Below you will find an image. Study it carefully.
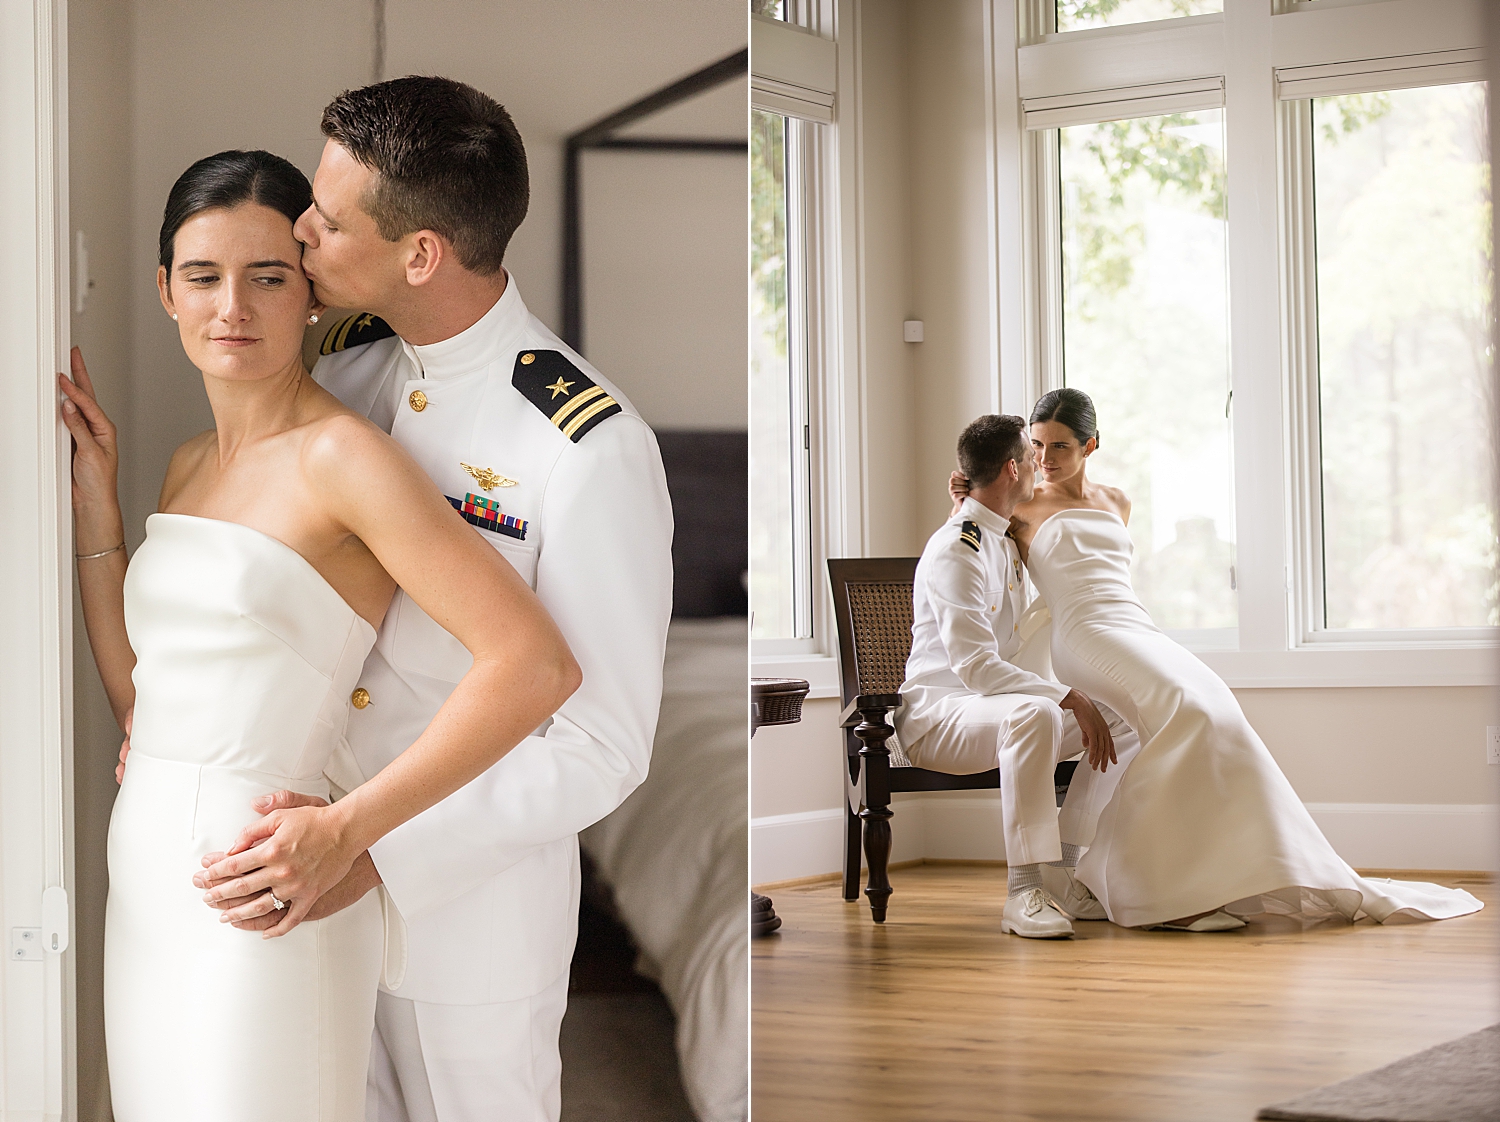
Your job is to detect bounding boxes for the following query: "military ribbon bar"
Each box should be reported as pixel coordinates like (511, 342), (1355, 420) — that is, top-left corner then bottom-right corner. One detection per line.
(448, 493), (528, 541)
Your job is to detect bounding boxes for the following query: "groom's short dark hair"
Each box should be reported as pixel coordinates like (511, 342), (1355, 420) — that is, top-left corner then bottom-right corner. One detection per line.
(957, 415), (1028, 487)
(321, 76), (528, 276)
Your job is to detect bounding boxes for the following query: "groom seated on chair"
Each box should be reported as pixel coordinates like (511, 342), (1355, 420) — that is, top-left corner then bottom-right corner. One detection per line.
(895, 414), (1139, 939)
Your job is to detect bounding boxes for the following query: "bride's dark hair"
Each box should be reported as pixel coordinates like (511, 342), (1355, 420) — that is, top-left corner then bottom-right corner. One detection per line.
(158, 150), (313, 271)
(1030, 387), (1100, 449)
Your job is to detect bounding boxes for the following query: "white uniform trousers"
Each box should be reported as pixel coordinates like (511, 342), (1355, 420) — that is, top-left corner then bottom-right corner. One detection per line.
(906, 692), (1140, 866)
(366, 971), (570, 1122)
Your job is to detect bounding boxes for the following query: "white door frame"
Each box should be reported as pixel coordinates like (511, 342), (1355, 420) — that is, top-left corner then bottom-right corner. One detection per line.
(0, 0), (75, 1118)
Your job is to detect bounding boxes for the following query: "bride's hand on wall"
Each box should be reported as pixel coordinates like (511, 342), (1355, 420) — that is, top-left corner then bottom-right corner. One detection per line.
(58, 348), (122, 527)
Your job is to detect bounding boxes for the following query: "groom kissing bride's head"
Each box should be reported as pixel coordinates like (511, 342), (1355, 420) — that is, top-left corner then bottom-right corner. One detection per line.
(295, 75), (529, 342)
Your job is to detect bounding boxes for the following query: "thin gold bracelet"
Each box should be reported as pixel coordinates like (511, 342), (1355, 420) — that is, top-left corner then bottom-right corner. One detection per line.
(76, 542), (125, 561)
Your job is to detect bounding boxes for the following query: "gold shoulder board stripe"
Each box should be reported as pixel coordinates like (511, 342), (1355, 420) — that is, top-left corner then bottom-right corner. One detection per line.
(320, 312), (395, 355)
(513, 350), (623, 443)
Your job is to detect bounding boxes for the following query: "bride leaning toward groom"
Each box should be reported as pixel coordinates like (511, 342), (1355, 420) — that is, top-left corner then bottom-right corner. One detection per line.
(898, 389), (1482, 937)
(62, 149), (580, 1120)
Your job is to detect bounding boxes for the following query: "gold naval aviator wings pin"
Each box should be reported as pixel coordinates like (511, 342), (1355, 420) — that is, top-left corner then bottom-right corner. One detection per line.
(461, 462), (518, 492)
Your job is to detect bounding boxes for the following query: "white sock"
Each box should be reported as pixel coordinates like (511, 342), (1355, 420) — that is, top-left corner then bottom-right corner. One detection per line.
(1007, 863), (1043, 897)
(1047, 843), (1082, 869)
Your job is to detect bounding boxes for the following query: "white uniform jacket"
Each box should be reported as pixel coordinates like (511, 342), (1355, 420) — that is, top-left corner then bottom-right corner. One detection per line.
(896, 497), (1070, 749)
(314, 277), (674, 1004)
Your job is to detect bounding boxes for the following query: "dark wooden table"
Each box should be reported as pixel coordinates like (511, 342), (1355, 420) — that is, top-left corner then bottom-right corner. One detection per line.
(750, 677), (811, 937)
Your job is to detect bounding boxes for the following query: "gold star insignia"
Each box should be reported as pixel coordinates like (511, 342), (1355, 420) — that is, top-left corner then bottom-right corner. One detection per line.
(356, 313), (374, 329)
(461, 462), (517, 491)
(545, 376), (575, 399)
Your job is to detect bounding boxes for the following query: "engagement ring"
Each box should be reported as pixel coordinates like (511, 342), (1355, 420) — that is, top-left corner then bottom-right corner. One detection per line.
(268, 890), (287, 911)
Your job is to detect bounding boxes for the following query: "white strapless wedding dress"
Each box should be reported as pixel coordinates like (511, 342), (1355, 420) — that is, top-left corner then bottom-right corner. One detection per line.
(1026, 508), (1482, 928)
(106, 514), (400, 1120)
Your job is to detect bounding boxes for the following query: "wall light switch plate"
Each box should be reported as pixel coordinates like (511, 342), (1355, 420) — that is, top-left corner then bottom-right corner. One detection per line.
(11, 928), (41, 962)
(1488, 726), (1500, 766)
(903, 320), (924, 343)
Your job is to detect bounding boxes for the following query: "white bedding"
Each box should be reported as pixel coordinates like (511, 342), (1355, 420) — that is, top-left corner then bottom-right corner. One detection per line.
(579, 617), (747, 1122)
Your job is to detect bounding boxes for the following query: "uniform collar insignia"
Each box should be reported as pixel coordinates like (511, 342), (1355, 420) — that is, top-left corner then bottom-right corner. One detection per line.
(959, 495), (1010, 536)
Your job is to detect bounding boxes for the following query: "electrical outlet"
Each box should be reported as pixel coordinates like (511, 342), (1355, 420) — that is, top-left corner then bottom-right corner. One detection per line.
(1488, 726), (1500, 766)
(10, 928), (41, 962)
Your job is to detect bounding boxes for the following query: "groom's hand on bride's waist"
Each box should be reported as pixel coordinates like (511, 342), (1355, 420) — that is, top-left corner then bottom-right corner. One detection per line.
(201, 851), (382, 932)
(192, 790), (379, 937)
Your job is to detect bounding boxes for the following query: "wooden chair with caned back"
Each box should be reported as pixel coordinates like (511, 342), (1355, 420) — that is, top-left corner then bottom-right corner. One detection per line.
(828, 557), (1077, 923)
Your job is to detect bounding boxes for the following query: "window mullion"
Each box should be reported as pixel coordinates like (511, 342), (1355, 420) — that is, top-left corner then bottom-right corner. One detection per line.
(1216, 0), (1286, 655)
(1020, 127), (1062, 409)
(1277, 99), (1326, 645)
(785, 118), (814, 639)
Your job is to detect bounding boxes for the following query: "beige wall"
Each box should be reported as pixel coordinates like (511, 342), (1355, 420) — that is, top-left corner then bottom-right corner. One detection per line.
(909, 0), (997, 533)
(857, 0), (921, 556)
(68, 0), (134, 1116)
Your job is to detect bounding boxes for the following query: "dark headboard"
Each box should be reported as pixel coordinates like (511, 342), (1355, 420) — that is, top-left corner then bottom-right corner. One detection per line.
(655, 430), (746, 618)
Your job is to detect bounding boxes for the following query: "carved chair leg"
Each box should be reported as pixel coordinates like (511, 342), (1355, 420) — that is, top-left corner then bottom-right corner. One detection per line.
(843, 799), (862, 901)
(854, 707), (894, 923)
(861, 802), (892, 923)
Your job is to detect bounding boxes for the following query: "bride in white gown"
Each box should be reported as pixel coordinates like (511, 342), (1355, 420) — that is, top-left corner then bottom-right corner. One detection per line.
(1006, 388), (1481, 930)
(62, 150), (581, 1120)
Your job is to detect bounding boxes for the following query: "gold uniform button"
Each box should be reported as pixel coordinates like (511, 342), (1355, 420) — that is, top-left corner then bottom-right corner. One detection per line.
(1009, 583), (1014, 590)
(520, 352), (535, 365)
(989, 605), (997, 612)
(351, 687), (371, 710)
(409, 390), (428, 412)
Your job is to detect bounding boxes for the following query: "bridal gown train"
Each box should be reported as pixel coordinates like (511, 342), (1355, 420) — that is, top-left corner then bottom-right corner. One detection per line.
(106, 513), (401, 1121)
(1025, 508), (1482, 929)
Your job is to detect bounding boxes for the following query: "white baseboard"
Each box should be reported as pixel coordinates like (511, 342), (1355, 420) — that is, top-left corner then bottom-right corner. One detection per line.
(1305, 803), (1499, 872)
(751, 798), (1002, 884)
(752, 799), (1499, 884)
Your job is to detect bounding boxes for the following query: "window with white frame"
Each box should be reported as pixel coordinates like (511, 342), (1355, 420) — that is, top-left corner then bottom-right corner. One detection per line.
(1056, 0), (1219, 34)
(1057, 108), (1236, 634)
(1309, 82), (1495, 631)
(1012, 0), (1495, 675)
(750, 108), (814, 641)
(750, 8), (837, 657)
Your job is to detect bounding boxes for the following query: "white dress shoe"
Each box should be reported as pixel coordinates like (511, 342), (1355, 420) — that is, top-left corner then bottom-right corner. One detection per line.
(1042, 865), (1108, 921)
(1001, 888), (1075, 939)
(1146, 910), (1246, 932)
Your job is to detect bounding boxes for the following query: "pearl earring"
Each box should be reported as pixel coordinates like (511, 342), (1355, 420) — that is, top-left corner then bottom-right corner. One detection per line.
(308, 313), (320, 324)
(171, 313), (178, 321)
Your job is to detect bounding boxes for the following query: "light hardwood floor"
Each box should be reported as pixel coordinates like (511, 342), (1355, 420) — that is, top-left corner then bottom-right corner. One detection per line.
(752, 863), (1497, 1122)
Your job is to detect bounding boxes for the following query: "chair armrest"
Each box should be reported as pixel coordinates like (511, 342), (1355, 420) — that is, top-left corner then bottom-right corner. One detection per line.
(839, 693), (903, 729)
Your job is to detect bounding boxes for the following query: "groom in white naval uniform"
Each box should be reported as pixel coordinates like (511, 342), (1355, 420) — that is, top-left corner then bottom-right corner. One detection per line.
(195, 78), (673, 1119)
(896, 414), (1137, 938)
